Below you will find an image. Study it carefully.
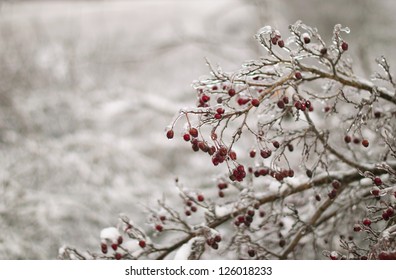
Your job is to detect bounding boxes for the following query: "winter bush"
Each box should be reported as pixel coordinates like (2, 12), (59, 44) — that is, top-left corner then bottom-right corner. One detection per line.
(60, 21), (396, 260)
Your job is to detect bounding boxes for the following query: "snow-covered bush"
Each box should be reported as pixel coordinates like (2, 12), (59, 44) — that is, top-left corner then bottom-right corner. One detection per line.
(60, 21), (396, 260)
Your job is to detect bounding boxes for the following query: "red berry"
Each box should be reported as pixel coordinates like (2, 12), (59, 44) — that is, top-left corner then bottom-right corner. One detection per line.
(259, 211), (265, 218)
(185, 210), (191, 216)
(277, 100), (285, 109)
(191, 206), (197, 212)
(115, 252), (122, 260)
(382, 212), (390, 221)
(362, 218), (371, 226)
(294, 101), (302, 110)
(111, 243), (118, 251)
(228, 88), (236, 97)
(229, 150), (237, 160)
(101, 243), (108, 254)
(166, 130), (174, 139)
(344, 135), (351, 143)
(373, 177), (382, 186)
(260, 149), (272, 159)
(353, 137), (360, 144)
(302, 33), (311, 44)
(320, 47), (327, 55)
(330, 251), (338, 260)
(362, 139), (369, 147)
(117, 236), (123, 245)
(251, 98), (260, 107)
(214, 113), (222, 119)
(201, 94), (210, 103)
(282, 96), (289, 104)
(353, 224), (361, 232)
(212, 85), (218, 90)
(272, 141), (280, 149)
(247, 209), (255, 217)
(155, 224), (163, 232)
(332, 180), (341, 189)
(139, 240), (146, 248)
(218, 191), (225, 198)
(386, 207), (394, 217)
(277, 40), (285, 48)
(216, 107), (225, 114)
(214, 235), (222, 243)
(189, 128), (198, 138)
(371, 187), (380, 197)
(197, 194), (204, 202)
(159, 215), (166, 221)
(328, 189), (337, 199)
(183, 133), (191, 141)
(341, 41), (348, 51)
(248, 249), (256, 257)
(295, 72), (302, 79)
(305, 100), (311, 108)
(249, 150), (256, 158)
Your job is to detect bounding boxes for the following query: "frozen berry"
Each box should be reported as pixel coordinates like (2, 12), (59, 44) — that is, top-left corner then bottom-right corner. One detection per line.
(341, 41), (348, 51)
(185, 210), (191, 216)
(117, 236), (123, 245)
(344, 135), (352, 143)
(277, 100), (285, 109)
(362, 218), (371, 226)
(320, 47), (327, 55)
(166, 130), (174, 139)
(371, 187), (380, 197)
(295, 72), (302, 79)
(353, 138), (360, 144)
(197, 194), (204, 202)
(353, 224), (361, 232)
(373, 177), (382, 186)
(282, 96), (289, 104)
(332, 180), (341, 189)
(272, 140), (280, 149)
(214, 235), (222, 243)
(362, 139), (369, 147)
(228, 88), (236, 97)
(306, 169), (313, 178)
(183, 133), (191, 141)
(251, 99), (260, 107)
(101, 243), (108, 254)
(277, 40), (285, 48)
(302, 33), (311, 44)
(139, 240), (146, 248)
(189, 128), (198, 137)
(115, 252), (122, 260)
(155, 224), (163, 232)
(191, 206), (197, 212)
(260, 149), (272, 159)
(248, 249), (256, 257)
(111, 243), (118, 251)
(249, 150), (256, 158)
(328, 189), (337, 199)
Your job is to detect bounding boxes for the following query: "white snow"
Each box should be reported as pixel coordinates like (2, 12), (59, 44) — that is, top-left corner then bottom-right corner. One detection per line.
(100, 227), (120, 244)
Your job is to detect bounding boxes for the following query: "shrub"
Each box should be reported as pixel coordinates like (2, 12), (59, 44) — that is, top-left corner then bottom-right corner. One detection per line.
(60, 21), (396, 260)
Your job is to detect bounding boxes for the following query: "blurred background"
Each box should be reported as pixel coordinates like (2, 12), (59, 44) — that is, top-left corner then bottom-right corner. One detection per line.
(0, 0), (395, 259)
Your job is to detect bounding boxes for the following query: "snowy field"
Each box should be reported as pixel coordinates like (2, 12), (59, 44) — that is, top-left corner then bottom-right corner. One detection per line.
(0, 0), (395, 259)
